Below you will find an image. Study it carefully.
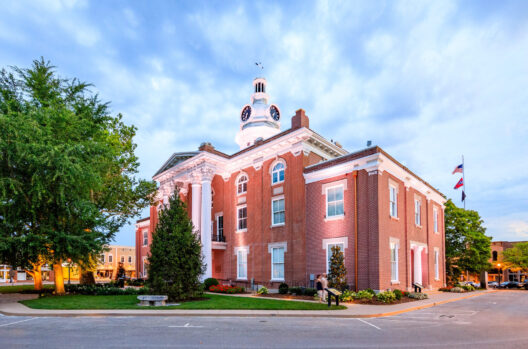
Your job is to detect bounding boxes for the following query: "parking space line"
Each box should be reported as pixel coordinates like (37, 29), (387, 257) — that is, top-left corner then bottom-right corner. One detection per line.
(0, 317), (37, 328)
(356, 318), (381, 330)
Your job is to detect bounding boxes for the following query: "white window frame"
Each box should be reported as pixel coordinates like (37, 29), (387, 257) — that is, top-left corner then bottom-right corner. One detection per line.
(390, 238), (400, 283)
(142, 257), (148, 277)
(108, 254), (113, 263)
(236, 204), (247, 232)
(270, 159), (286, 185)
(414, 199), (421, 226)
(434, 248), (440, 280)
(389, 184), (398, 218)
(120, 256), (125, 263)
(216, 213), (224, 237)
(326, 185), (345, 219)
(143, 230), (148, 246)
(322, 237), (348, 274)
(271, 195), (285, 226)
(236, 173), (248, 195)
(235, 246), (249, 280)
(128, 256), (132, 263)
(268, 242), (287, 281)
(433, 207), (439, 233)
(100, 254), (105, 263)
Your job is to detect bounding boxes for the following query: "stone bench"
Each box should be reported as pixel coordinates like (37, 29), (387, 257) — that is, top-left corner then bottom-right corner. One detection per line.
(137, 295), (168, 306)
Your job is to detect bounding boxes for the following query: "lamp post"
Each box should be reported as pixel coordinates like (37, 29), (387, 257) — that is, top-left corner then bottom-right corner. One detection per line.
(67, 258), (72, 285)
(497, 263), (501, 286)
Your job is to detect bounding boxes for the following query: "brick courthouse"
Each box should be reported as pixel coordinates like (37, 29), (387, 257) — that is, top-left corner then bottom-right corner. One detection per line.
(136, 78), (446, 291)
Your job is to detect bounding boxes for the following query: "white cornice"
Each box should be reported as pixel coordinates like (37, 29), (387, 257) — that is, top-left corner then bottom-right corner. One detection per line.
(304, 152), (446, 205)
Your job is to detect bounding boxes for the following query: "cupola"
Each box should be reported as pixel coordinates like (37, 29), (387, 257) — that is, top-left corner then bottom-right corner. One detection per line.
(235, 78), (281, 149)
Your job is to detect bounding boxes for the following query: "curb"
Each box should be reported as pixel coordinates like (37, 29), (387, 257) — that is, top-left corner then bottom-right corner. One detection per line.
(0, 291), (496, 318)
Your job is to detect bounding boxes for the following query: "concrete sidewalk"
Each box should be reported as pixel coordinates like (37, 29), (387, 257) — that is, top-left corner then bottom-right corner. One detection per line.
(0, 290), (496, 318)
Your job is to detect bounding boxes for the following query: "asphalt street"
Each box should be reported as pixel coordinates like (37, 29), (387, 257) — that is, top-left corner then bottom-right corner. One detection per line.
(0, 291), (527, 348)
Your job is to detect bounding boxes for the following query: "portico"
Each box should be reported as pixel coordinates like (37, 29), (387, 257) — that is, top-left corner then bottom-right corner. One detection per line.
(410, 242), (428, 286)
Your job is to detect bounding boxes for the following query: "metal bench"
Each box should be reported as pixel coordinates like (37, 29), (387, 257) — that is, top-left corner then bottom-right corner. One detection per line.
(137, 295), (168, 306)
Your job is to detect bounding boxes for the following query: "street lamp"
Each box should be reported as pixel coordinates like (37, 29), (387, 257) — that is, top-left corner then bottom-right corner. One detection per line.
(497, 263), (501, 286)
(67, 258), (72, 285)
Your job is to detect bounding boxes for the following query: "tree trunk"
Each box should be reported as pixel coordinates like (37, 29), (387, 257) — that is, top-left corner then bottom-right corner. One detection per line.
(80, 270), (96, 285)
(26, 262), (43, 291)
(53, 263), (65, 294)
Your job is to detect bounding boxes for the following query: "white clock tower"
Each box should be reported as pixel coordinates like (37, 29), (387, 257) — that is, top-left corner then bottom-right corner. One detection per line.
(235, 78), (281, 149)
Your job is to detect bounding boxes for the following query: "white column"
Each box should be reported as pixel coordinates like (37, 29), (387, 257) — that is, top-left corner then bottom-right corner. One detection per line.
(200, 176), (213, 279)
(414, 246), (423, 285)
(191, 182), (201, 234)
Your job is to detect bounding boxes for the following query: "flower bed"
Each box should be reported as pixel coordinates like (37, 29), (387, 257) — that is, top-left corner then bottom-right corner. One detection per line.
(208, 285), (245, 294)
(340, 289), (427, 305)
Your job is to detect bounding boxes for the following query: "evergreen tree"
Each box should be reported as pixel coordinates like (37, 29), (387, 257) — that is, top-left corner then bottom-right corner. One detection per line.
(328, 245), (347, 290)
(147, 193), (204, 301)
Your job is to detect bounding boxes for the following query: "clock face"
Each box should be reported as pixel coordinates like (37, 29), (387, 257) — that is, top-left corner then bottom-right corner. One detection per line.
(270, 105), (280, 121)
(241, 106), (251, 122)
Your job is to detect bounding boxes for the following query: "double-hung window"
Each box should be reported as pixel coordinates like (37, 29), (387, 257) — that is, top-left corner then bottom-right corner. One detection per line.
(415, 199), (421, 226)
(217, 215), (224, 240)
(390, 185), (398, 217)
(327, 186), (344, 217)
(271, 247), (285, 280)
(433, 208), (438, 233)
(120, 256), (125, 263)
(390, 242), (399, 282)
(143, 230), (148, 246)
(100, 254), (105, 263)
(108, 255), (113, 263)
(237, 249), (247, 279)
(237, 206), (247, 231)
(272, 197), (285, 225)
(271, 163), (285, 184)
(128, 256), (132, 263)
(237, 175), (248, 195)
(434, 249), (440, 280)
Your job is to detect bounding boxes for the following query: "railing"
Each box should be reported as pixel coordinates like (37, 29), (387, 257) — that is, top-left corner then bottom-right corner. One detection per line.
(212, 234), (225, 242)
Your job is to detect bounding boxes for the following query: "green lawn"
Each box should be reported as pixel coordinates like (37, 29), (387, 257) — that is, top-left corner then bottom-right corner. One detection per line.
(0, 284), (54, 294)
(20, 294), (345, 310)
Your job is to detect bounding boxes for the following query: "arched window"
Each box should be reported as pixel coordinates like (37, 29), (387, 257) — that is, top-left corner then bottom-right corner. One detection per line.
(271, 162), (285, 184)
(237, 174), (248, 194)
(492, 251), (498, 261)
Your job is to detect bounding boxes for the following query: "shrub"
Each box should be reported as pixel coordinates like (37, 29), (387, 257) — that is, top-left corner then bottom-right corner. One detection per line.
(461, 285), (475, 292)
(209, 285), (244, 294)
(403, 291), (409, 297)
(278, 283), (289, 295)
(438, 287), (452, 292)
(450, 287), (465, 293)
(126, 278), (145, 287)
(288, 286), (303, 295)
(340, 290), (355, 302)
(407, 292), (428, 300)
(376, 291), (397, 303)
(364, 288), (376, 296)
(257, 286), (269, 295)
(64, 283), (150, 296)
(204, 278), (219, 291)
(304, 288), (317, 297)
(354, 290), (374, 300)
(393, 289), (403, 300)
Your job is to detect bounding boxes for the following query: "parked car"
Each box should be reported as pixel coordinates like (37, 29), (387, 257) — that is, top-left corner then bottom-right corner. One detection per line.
(467, 281), (480, 288)
(488, 281), (498, 288)
(498, 281), (521, 289)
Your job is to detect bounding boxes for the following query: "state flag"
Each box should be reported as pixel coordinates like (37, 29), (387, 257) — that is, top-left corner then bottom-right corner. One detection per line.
(454, 178), (464, 190)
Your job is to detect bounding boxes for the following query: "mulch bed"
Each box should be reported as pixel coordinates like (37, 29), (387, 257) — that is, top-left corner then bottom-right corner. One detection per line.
(256, 294), (316, 301)
(346, 297), (419, 305)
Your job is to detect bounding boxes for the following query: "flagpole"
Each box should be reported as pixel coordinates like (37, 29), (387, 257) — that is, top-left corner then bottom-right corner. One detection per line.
(462, 155), (466, 209)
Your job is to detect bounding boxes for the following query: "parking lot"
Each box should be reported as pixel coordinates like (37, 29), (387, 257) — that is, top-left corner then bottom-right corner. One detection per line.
(1, 291), (527, 348)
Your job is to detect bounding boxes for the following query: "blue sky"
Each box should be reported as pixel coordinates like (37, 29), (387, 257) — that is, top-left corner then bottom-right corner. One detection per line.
(1, 0), (527, 246)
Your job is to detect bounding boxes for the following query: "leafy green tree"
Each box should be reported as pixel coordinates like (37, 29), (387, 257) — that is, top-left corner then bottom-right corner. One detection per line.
(444, 199), (491, 284)
(328, 245), (347, 291)
(502, 242), (528, 271)
(0, 58), (156, 293)
(147, 193), (204, 301)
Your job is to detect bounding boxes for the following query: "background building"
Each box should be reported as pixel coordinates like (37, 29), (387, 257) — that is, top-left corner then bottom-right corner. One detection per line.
(97, 245), (136, 280)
